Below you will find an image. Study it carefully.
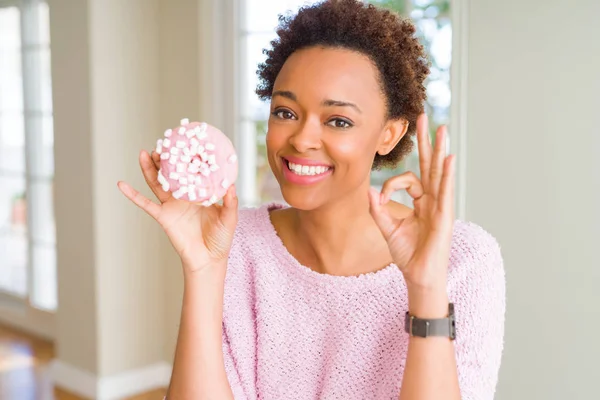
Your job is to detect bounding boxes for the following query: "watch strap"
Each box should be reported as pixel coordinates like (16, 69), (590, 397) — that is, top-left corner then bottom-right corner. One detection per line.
(404, 303), (456, 340)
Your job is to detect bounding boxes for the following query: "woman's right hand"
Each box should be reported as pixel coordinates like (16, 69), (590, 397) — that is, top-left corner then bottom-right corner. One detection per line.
(117, 150), (238, 275)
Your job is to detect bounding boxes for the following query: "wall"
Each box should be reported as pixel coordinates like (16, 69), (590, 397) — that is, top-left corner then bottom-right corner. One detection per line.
(465, 0), (600, 399)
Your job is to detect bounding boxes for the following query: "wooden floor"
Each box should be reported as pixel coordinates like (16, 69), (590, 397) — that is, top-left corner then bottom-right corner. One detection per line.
(0, 324), (166, 400)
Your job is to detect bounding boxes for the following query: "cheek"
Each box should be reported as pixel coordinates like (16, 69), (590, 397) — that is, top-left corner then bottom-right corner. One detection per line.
(265, 123), (286, 155)
(326, 132), (375, 165)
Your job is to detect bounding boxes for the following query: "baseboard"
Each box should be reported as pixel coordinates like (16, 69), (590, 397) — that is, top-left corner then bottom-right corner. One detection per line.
(50, 359), (171, 399)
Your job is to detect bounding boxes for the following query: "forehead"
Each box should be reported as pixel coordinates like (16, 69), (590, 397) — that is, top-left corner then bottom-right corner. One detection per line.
(273, 46), (382, 102)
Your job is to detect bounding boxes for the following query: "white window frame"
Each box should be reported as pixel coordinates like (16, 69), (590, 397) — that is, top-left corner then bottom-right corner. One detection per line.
(0, 0), (55, 339)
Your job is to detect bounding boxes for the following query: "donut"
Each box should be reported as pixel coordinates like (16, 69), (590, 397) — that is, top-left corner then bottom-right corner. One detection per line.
(155, 119), (238, 206)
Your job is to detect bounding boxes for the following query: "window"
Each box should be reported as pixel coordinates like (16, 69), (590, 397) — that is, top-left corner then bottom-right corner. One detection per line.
(0, 0), (56, 311)
(237, 0), (451, 206)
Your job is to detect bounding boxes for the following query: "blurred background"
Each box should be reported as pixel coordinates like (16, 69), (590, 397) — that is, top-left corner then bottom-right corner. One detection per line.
(0, 0), (598, 399)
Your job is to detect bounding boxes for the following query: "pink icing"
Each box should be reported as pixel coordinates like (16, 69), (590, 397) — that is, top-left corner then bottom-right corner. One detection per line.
(156, 121), (238, 205)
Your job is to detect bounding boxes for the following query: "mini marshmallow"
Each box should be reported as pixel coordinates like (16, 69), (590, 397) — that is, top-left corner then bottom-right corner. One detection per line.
(190, 138), (199, 147)
(160, 152), (169, 160)
(210, 164), (219, 172)
(183, 147), (191, 156)
(161, 182), (170, 192)
(178, 127), (186, 135)
(157, 170), (166, 184)
(189, 146), (198, 156)
(173, 189), (184, 199)
(176, 163), (185, 173)
(194, 176), (202, 185)
(192, 159), (201, 167)
(169, 155), (178, 165)
(197, 145), (205, 153)
(201, 168), (210, 177)
(170, 147), (179, 155)
(169, 172), (179, 180)
(200, 152), (208, 161)
(164, 129), (172, 137)
(188, 164), (199, 173)
(201, 200), (212, 206)
(180, 155), (191, 163)
(209, 195), (218, 204)
(228, 154), (237, 163)
(196, 130), (207, 140)
(186, 130), (195, 139)
(163, 138), (171, 148)
(221, 179), (230, 189)
(207, 154), (216, 165)
(176, 140), (186, 148)
(205, 142), (215, 151)
(188, 188), (197, 201)
(180, 118), (190, 125)
(156, 139), (163, 154)
(178, 177), (188, 185)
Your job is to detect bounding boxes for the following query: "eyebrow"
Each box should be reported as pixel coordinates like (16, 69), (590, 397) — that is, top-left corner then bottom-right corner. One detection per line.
(272, 90), (362, 114)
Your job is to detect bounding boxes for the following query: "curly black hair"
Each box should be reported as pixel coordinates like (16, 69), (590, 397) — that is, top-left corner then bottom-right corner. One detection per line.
(256, 0), (430, 169)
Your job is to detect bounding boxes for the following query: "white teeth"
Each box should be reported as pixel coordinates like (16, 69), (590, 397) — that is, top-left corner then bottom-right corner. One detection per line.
(180, 118), (189, 125)
(163, 138), (171, 148)
(288, 161), (330, 176)
(228, 154), (237, 163)
(176, 140), (186, 148)
(164, 129), (172, 137)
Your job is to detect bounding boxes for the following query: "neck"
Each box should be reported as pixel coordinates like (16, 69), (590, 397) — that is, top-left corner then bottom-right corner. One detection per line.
(288, 185), (391, 276)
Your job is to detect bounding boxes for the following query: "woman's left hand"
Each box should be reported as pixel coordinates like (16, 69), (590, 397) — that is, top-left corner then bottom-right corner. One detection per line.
(368, 114), (455, 314)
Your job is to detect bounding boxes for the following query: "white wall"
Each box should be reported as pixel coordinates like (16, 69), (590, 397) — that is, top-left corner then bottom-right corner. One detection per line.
(465, 0), (600, 399)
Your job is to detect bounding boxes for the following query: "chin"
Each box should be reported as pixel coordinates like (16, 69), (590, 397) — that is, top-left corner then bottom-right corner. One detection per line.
(279, 185), (326, 211)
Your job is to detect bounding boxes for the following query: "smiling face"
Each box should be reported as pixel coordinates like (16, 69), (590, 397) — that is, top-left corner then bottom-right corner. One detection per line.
(266, 46), (407, 210)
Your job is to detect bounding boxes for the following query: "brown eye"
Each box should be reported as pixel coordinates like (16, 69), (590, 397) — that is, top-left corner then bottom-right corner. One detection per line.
(326, 118), (353, 129)
(272, 109), (296, 120)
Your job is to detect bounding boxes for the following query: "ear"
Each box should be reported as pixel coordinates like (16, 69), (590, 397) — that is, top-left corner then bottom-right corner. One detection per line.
(377, 118), (409, 156)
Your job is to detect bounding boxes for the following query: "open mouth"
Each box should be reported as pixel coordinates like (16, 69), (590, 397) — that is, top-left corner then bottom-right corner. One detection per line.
(282, 158), (333, 176)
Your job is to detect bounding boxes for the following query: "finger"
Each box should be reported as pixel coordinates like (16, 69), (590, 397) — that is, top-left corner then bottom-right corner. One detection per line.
(220, 185), (239, 231)
(117, 181), (161, 219)
(368, 187), (396, 239)
(140, 150), (171, 203)
(429, 125), (447, 197)
(416, 114), (432, 190)
(380, 172), (424, 204)
(438, 154), (456, 214)
(150, 151), (161, 171)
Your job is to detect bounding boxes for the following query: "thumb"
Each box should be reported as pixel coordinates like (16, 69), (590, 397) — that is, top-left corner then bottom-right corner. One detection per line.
(220, 184), (239, 232)
(368, 187), (396, 240)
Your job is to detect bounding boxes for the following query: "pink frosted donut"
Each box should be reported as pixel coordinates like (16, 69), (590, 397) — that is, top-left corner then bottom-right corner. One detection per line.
(155, 119), (238, 205)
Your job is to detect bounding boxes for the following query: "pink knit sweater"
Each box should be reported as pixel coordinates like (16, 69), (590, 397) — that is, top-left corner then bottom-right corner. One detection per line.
(217, 204), (505, 399)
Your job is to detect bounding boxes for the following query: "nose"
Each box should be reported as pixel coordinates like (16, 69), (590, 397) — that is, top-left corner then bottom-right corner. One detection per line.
(288, 119), (322, 154)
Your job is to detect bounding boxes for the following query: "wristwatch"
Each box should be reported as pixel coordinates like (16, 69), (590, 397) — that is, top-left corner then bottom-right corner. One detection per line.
(404, 303), (456, 340)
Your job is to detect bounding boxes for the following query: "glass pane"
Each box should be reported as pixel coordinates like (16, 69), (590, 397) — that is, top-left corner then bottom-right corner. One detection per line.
(0, 176), (28, 297)
(244, 0), (317, 32)
(27, 115), (54, 178)
(253, 119), (284, 203)
(241, 33), (275, 120)
(0, 112), (26, 174)
(29, 180), (55, 245)
(0, 7), (20, 48)
(31, 243), (57, 311)
(0, 47), (24, 113)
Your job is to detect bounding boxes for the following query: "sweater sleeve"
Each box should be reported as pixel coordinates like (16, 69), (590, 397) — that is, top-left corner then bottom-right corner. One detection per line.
(450, 222), (506, 400)
(223, 328), (250, 400)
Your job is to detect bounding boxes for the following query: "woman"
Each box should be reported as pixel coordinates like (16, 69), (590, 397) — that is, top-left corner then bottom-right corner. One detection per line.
(118, 1), (505, 399)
